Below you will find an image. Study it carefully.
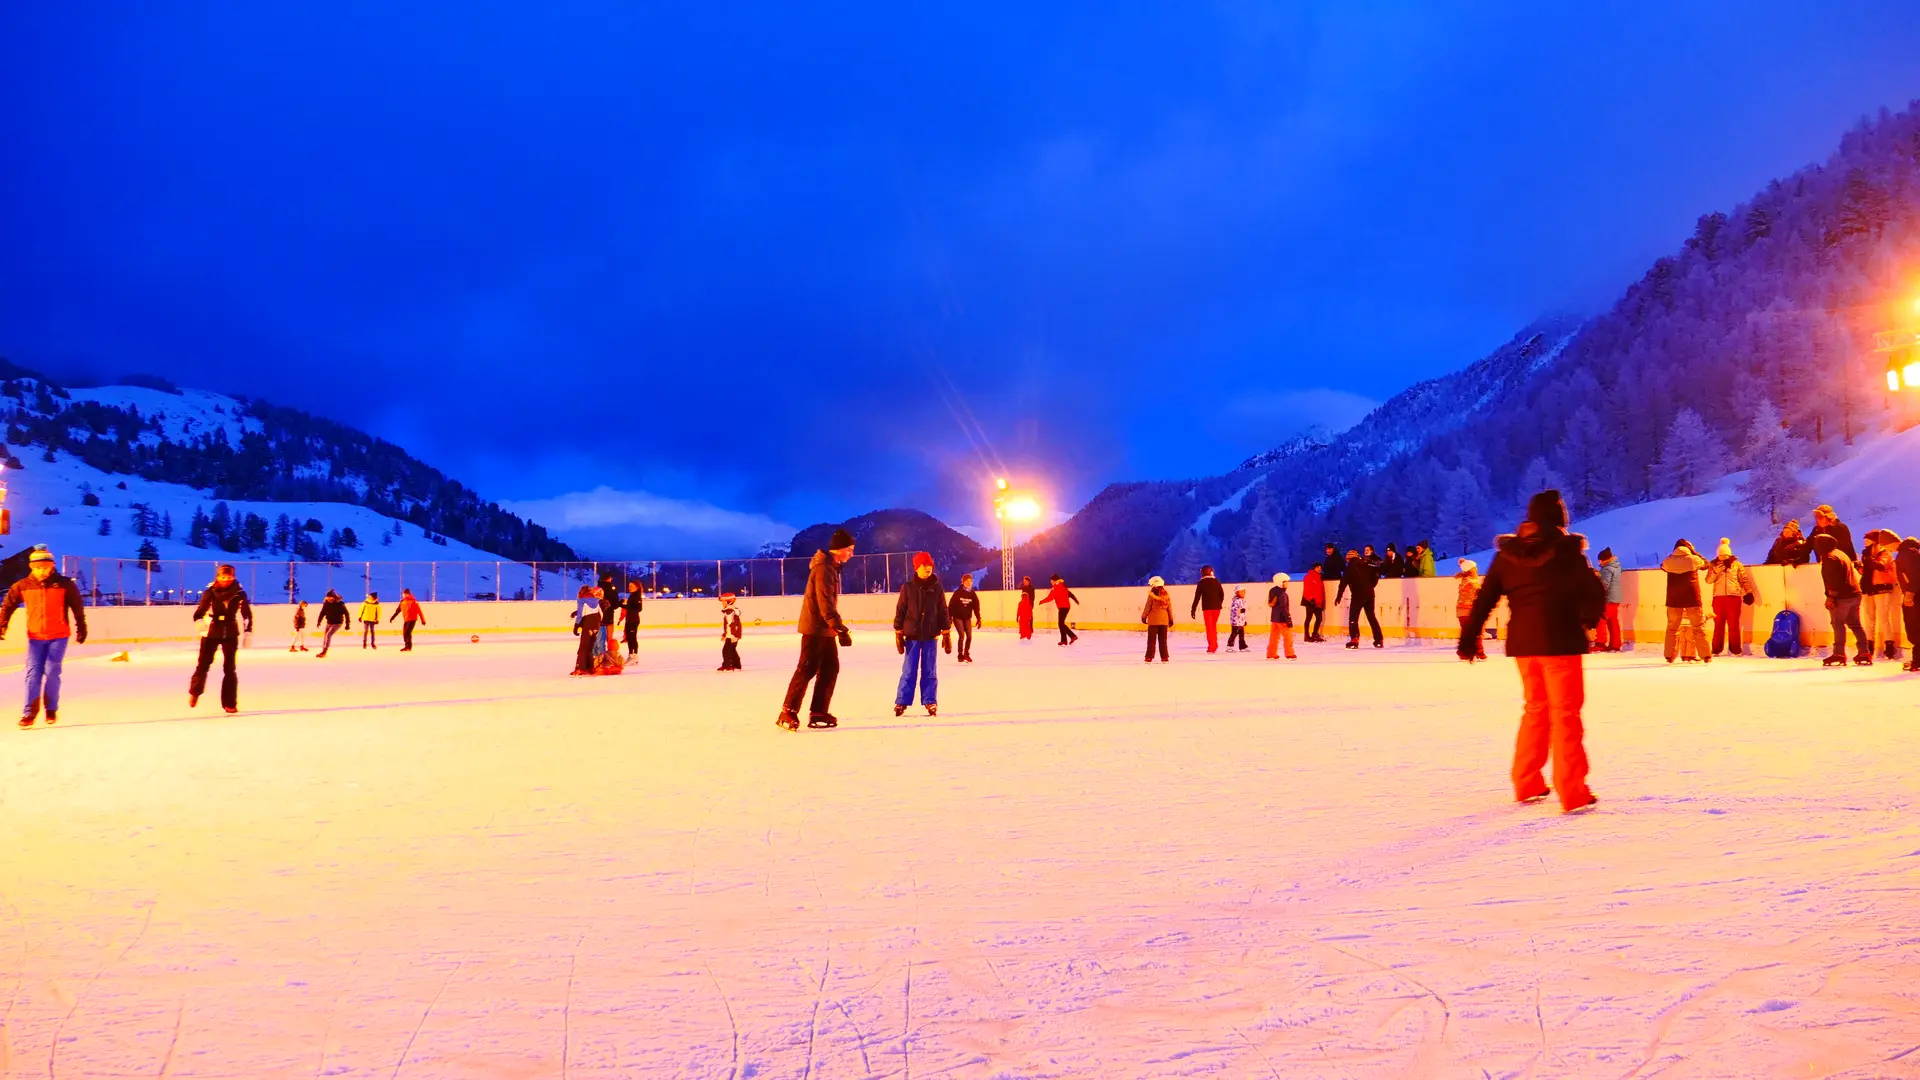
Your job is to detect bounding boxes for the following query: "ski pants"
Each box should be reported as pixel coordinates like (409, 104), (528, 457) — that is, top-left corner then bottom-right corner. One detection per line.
(1596, 602), (1622, 651)
(1202, 608), (1221, 652)
(190, 632), (240, 710)
(1711, 596), (1746, 655)
(1303, 602), (1323, 639)
(1266, 622), (1295, 659)
(1348, 596), (1381, 645)
(1663, 607), (1708, 661)
(362, 621), (377, 647)
(1903, 603), (1920, 662)
(1226, 624), (1246, 650)
(573, 620), (600, 673)
(1144, 625), (1169, 661)
(1510, 655), (1591, 812)
(953, 621), (973, 660)
(1017, 605), (1033, 640)
(720, 638), (741, 670)
(400, 620), (417, 649)
(1828, 596), (1867, 658)
(24, 637), (68, 715)
(1862, 590), (1904, 651)
(624, 621), (639, 656)
(896, 638), (938, 706)
(1057, 608), (1076, 644)
(321, 623), (339, 652)
(1457, 616), (1487, 659)
(783, 635), (840, 716)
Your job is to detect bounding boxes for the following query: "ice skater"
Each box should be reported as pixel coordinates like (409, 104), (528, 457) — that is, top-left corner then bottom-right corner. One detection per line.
(1337, 549), (1383, 649)
(189, 564), (253, 714)
(316, 590), (348, 657)
(1043, 574), (1080, 645)
(622, 581), (644, 659)
(389, 588), (426, 651)
(1454, 559), (1487, 661)
(359, 592), (381, 649)
(1301, 564), (1326, 642)
(1016, 575), (1035, 641)
(290, 600), (309, 652)
(1458, 489), (1602, 814)
(892, 552), (949, 716)
(1226, 586), (1249, 651)
(1, 546), (88, 727)
(947, 572), (982, 662)
(571, 585), (602, 676)
(1190, 566), (1226, 652)
(1265, 573), (1296, 660)
(719, 593), (743, 671)
(1141, 576), (1173, 662)
(779, 528), (855, 730)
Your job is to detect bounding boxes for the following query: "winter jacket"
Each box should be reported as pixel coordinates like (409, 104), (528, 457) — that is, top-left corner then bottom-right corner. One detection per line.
(193, 581), (253, 638)
(797, 549), (848, 637)
(1228, 595), (1247, 627)
(1859, 537), (1899, 595)
(1043, 582), (1078, 610)
(1894, 538), (1920, 600)
(1190, 575), (1225, 616)
(318, 597), (349, 628)
(1704, 557), (1756, 600)
(1818, 548), (1860, 601)
(1141, 588), (1174, 626)
(947, 587), (982, 627)
(893, 573), (950, 641)
(572, 597), (600, 627)
(623, 591), (644, 629)
(1335, 557), (1379, 604)
(1765, 534), (1810, 566)
(1413, 549), (1436, 578)
(1319, 552), (1344, 582)
(1454, 572), (1481, 618)
(1661, 550), (1706, 608)
(358, 598), (381, 623)
(1597, 561), (1623, 604)
(390, 595), (426, 623)
(293, 605), (307, 630)
(1301, 567), (1325, 607)
(1380, 551), (1404, 579)
(0, 573), (86, 642)
(1810, 521), (1857, 562)
(1461, 525), (1603, 657)
(720, 605), (742, 642)
(1267, 585), (1292, 626)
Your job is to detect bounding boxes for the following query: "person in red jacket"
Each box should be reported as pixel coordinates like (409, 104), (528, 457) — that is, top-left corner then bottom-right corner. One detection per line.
(1300, 564), (1326, 642)
(0, 547), (87, 727)
(388, 587), (427, 652)
(1016, 576), (1035, 641)
(1043, 574), (1079, 645)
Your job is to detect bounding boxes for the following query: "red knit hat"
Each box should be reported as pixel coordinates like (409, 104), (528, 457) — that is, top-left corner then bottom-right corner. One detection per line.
(912, 551), (934, 570)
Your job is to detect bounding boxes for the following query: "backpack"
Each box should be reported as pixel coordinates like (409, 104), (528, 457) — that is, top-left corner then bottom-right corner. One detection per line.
(1763, 609), (1802, 658)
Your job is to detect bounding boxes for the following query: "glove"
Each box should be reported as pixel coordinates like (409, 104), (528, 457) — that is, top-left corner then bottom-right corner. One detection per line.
(942, 632), (951, 654)
(837, 629), (853, 648)
(76, 629), (86, 645)
(896, 632), (906, 655)
(1742, 593), (1755, 606)
(572, 624), (581, 636)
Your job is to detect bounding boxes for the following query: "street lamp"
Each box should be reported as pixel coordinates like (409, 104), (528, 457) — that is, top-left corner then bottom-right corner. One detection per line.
(993, 478), (1040, 591)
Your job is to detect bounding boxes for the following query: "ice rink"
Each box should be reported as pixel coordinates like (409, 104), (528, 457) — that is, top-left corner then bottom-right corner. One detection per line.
(2, 626), (1917, 1078)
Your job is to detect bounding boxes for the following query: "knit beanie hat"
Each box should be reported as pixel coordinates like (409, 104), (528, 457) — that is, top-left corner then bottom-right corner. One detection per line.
(1147, 576), (1164, 587)
(1458, 558), (1477, 574)
(1716, 538), (1733, 559)
(1524, 489), (1567, 528)
(1272, 572), (1289, 585)
(828, 528), (856, 551)
(911, 551), (934, 570)
(1812, 534), (1838, 556)
(27, 547), (53, 565)
(1597, 547), (1613, 562)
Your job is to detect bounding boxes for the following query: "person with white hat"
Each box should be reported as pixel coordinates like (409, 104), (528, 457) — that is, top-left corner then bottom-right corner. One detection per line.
(1265, 574), (1297, 659)
(1454, 558), (1486, 661)
(0, 546), (88, 727)
(1140, 576), (1174, 663)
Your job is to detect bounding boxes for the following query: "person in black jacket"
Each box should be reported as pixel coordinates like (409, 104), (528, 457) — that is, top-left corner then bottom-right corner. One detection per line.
(622, 581), (644, 659)
(1459, 490), (1602, 814)
(893, 551), (949, 716)
(189, 564), (253, 713)
(1320, 543), (1344, 583)
(947, 573), (982, 663)
(315, 590), (349, 657)
(1809, 505), (1857, 561)
(1190, 565), (1226, 653)
(1896, 536), (1920, 672)
(1812, 533), (1869, 666)
(1764, 519), (1810, 566)
(1265, 573), (1297, 660)
(781, 529), (855, 729)
(1335, 550), (1383, 648)
(1381, 543), (1405, 579)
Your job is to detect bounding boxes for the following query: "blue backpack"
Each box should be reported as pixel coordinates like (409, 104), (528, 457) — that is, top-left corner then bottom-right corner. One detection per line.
(1763, 609), (1802, 658)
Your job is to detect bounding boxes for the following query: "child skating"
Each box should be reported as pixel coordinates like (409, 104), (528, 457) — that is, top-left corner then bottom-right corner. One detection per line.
(1141, 577), (1173, 662)
(719, 593), (743, 670)
(359, 592), (381, 649)
(1266, 574), (1297, 659)
(290, 600), (309, 652)
(893, 552), (949, 715)
(1226, 587), (1249, 651)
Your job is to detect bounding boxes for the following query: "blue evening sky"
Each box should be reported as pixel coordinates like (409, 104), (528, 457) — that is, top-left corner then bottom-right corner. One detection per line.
(3, 3), (1917, 555)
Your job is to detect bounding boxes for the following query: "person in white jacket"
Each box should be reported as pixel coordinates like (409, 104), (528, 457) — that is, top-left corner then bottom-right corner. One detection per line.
(1226, 587), (1249, 651)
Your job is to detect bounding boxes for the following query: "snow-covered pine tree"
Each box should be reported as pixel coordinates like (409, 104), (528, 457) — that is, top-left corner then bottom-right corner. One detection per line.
(1654, 408), (1727, 498)
(135, 538), (159, 568)
(1433, 468), (1493, 559)
(1515, 457), (1570, 521)
(1733, 401), (1811, 524)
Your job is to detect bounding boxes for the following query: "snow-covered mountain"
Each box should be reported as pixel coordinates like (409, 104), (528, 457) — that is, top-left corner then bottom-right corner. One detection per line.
(0, 363), (575, 567)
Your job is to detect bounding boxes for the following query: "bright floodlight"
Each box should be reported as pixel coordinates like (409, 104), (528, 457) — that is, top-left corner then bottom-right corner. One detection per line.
(1891, 368), (1904, 392)
(996, 477), (1009, 491)
(1002, 495), (1041, 522)
(1904, 360), (1920, 388)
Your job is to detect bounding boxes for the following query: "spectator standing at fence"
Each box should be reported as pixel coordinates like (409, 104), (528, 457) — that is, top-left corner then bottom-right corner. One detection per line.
(1226, 586), (1250, 651)
(1704, 540), (1757, 657)
(189, 564), (251, 714)
(779, 528), (855, 729)
(1337, 549), (1384, 649)
(316, 590), (348, 657)
(389, 587), (426, 652)
(1810, 505), (1857, 561)
(1044, 574), (1080, 646)
(947, 573), (981, 663)
(1190, 566), (1226, 652)
(1458, 489), (1602, 814)
(1016, 575), (1035, 641)
(1, 547), (87, 728)
(1594, 548), (1624, 651)
(1896, 536), (1920, 672)
(622, 581), (644, 659)
(1381, 543), (1405, 579)
(1320, 543), (1344, 585)
(290, 600), (309, 653)
(1266, 574), (1297, 659)
(1454, 559), (1487, 661)
(718, 593), (743, 671)
(1859, 529), (1904, 663)
(359, 592), (382, 649)
(1141, 576), (1173, 662)
(1300, 564), (1326, 642)
(1411, 541), (1437, 578)
(1813, 533), (1869, 667)
(1765, 519), (1810, 565)
(1661, 540), (1710, 664)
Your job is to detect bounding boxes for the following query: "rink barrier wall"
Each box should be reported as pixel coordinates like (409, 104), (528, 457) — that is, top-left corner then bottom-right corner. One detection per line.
(0, 564), (1888, 656)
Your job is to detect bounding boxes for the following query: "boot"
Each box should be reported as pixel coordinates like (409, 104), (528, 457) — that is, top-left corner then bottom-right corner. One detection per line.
(44, 710), (56, 725)
(189, 693), (200, 707)
(807, 713), (838, 729)
(894, 704), (907, 717)
(18, 699), (37, 728)
(1823, 654), (1848, 667)
(1345, 640), (1359, 650)
(926, 704), (937, 716)
(1854, 654), (1874, 666)
(776, 711), (800, 731)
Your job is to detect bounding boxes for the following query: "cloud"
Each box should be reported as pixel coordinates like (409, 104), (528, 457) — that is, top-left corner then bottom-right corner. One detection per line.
(502, 487), (794, 560)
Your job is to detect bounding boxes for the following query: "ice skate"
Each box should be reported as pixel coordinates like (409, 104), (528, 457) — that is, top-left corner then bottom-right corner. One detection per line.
(1345, 640), (1359, 650)
(17, 701), (35, 728)
(1854, 654), (1873, 666)
(925, 704), (937, 716)
(894, 704), (907, 716)
(44, 711), (56, 725)
(776, 711), (800, 731)
(224, 706), (238, 714)
(807, 713), (838, 729)
(1562, 795), (1599, 815)
(188, 693), (200, 707)
(1519, 789), (1551, 804)
(1822, 655), (1847, 667)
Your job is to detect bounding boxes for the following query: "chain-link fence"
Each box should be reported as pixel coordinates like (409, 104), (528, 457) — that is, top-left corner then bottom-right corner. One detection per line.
(58, 552), (987, 607)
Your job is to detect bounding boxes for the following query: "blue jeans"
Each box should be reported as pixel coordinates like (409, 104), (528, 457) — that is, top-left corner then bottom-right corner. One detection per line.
(896, 638), (938, 706)
(25, 637), (68, 715)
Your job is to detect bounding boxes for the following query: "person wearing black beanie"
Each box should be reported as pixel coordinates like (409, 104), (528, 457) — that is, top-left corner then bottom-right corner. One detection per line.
(780, 528), (857, 729)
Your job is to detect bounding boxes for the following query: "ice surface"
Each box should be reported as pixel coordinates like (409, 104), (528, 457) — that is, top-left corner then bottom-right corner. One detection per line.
(2, 628), (1917, 1077)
